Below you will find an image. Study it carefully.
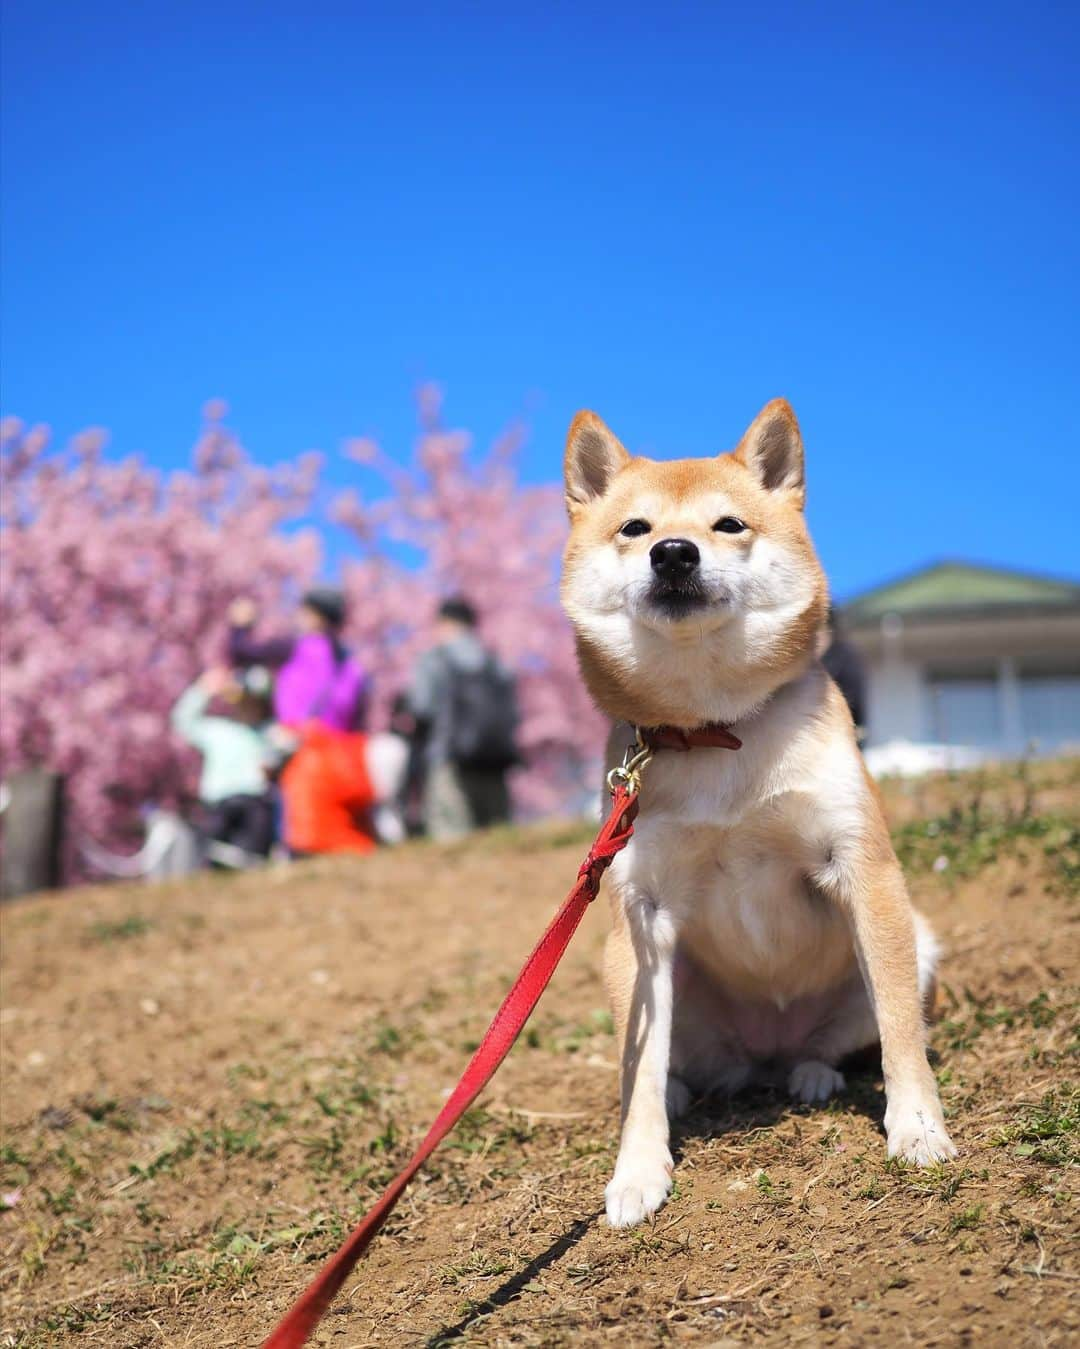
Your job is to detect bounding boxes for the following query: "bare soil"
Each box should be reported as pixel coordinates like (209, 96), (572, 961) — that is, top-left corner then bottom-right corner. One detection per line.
(2, 761), (1077, 1348)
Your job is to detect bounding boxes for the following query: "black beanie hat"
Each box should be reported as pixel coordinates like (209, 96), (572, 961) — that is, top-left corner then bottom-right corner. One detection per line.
(302, 586), (347, 629)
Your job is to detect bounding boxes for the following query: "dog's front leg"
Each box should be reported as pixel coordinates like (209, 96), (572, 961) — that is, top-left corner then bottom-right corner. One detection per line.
(603, 888), (677, 1226)
(844, 851), (956, 1165)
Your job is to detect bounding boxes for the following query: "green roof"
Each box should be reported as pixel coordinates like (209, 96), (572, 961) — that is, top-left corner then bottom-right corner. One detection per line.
(843, 561), (1080, 626)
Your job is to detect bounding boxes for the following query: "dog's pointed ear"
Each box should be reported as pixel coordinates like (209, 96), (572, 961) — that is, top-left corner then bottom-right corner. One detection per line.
(564, 411), (631, 515)
(733, 399), (805, 507)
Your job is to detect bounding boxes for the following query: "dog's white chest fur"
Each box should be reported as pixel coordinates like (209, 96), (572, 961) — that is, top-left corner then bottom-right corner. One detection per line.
(608, 673), (868, 1004)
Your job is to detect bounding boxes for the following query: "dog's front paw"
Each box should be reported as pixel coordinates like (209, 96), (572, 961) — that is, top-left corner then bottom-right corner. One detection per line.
(605, 1149), (673, 1227)
(885, 1100), (957, 1166)
(788, 1060), (845, 1104)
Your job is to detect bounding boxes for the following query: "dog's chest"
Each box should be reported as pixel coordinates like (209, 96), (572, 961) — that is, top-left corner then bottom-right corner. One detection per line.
(613, 757), (857, 998)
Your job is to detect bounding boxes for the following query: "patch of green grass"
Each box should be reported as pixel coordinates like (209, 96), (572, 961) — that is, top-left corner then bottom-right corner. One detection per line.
(445, 1108), (532, 1156)
(947, 1204), (984, 1233)
(78, 1093), (137, 1131)
(532, 1008), (616, 1055)
(85, 913), (153, 943)
(211, 1225), (263, 1258)
(371, 1021), (404, 1053)
(439, 1249), (512, 1286)
(303, 1123), (345, 1174)
(153, 1247), (261, 1294)
(36, 1300), (118, 1337)
(129, 1122), (264, 1181)
(369, 1118), (400, 1154)
(131, 1223), (269, 1292)
(203, 1123), (263, 1157)
(129, 1132), (198, 1180)
(555, 1008), (615, 1050)
(993, 1085), (1079, 1165)
(938, 990), (1059, 1053)
(753, 1168), (790, 1203)
(42, 1183), (78, 1216)
(226, 1060), (265, 1085)
(262, 1209), (347, 1257)
(893, 807), (1078, 890)
(53, 1142), (87, 1180)
(239, 1095), (290, 1128)
(1, 1142), (34, 1189)
(894, 1163), (974, 1202)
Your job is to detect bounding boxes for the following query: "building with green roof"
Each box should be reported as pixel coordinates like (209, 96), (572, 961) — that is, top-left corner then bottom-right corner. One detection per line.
(839, 561), (1080, 765)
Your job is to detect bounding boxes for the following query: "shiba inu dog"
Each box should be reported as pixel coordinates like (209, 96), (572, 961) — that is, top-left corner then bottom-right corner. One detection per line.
(561, 399), (956, 1228)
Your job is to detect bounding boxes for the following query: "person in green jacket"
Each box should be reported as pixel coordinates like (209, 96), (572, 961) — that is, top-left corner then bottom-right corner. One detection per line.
(170, 666), (279, 860)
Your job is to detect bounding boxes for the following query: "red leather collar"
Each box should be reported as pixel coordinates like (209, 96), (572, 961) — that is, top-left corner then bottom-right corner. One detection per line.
(640, 722), (742, 752)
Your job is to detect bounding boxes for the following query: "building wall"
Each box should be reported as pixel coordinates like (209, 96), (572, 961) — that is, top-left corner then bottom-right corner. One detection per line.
(863, 654), (1080, 753)
(866, 658), (924, 743)
(852, 611), (1080, 754)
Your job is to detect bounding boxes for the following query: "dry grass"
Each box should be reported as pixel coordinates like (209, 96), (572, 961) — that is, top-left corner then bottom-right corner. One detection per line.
(1, 758), (1077, 1347)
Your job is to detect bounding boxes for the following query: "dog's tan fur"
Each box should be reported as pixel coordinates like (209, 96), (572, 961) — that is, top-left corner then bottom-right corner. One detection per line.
(561, 400), (955, 1227)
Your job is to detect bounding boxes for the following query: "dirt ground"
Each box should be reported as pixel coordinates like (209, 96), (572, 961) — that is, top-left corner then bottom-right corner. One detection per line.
(2, 761), (1077, 1348)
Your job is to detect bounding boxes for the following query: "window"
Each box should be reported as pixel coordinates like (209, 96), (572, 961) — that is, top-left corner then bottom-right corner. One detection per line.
(925, 670), (1001, 746)
(1018, 674), (1080, 746)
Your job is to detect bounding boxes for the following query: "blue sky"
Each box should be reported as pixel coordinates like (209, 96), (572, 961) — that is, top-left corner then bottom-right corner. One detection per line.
(3, 1), (1077, 597)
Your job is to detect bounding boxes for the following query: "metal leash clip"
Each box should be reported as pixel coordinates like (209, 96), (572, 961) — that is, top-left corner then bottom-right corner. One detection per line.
(605, 727), (653, 797)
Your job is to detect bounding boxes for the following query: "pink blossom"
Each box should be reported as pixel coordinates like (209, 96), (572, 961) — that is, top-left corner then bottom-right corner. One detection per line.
(0, 392), (606, 880)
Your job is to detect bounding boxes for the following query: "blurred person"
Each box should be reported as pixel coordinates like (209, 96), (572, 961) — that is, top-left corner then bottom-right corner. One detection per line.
(227, 590), (376, 855)
(227, 588), (368, 731)
(821, 604), (868, 740)
(408, 597), (519, 840)
(386, 691), (428, 837)
(170, 666), (278, 860)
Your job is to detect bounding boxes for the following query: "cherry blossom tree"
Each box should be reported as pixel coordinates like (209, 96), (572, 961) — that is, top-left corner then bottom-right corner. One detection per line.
(0, 405), (320, 871)
(0, 389), (606, 881)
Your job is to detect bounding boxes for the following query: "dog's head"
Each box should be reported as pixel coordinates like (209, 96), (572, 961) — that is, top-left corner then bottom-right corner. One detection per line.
(560, 399), (828, 726)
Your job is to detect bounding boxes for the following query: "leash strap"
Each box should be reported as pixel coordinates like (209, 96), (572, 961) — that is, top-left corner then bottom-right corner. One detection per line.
(261, 783), (641, 1348)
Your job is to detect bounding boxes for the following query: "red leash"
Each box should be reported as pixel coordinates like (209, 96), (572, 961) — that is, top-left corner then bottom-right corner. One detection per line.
(261, 783), (640, 1348)
(261, 722), (740, 1348)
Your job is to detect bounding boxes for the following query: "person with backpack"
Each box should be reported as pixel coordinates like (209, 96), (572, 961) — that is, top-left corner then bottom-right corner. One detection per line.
(408, 596), (519, 840)
(226, 589), (377, 855)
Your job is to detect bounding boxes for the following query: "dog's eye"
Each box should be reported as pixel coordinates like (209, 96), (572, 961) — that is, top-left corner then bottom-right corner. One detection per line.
(712, 516), (747, 534)
(619, 519), (652, 538)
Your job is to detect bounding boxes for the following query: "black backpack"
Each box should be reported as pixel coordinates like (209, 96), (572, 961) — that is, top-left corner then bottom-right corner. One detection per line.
(445, 653), (519, 771)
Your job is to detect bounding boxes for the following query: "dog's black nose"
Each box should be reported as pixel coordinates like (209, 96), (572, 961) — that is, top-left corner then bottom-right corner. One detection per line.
(650, 537), (700, 579)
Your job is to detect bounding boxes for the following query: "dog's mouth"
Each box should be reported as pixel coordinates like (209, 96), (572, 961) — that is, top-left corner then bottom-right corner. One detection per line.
(646, 578), (716, 619)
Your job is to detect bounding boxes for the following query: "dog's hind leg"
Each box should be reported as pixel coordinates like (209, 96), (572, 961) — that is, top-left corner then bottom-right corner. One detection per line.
(603, 893), (678, 1227)
(786, 910), (943, 1105)
(668, 947), (754, 1108)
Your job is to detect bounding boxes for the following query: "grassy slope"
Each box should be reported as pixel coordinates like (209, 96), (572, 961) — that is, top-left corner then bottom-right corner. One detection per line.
(1, 761), (1077, 1347)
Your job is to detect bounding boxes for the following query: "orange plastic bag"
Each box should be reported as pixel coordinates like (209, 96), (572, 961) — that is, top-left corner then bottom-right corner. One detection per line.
(280, 723), (377, 856)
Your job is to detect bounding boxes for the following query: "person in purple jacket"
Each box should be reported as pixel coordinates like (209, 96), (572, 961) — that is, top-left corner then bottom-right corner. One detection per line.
(226, 588), (368, 732)
(227, 588), (376, 855)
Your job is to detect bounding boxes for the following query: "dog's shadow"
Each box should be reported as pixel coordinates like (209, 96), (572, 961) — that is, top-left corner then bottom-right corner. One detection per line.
(424, 1212), (601, 1346)
(671, 1044), (888, 1165)
(425, 1051), (887, 1345)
